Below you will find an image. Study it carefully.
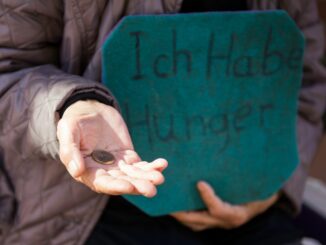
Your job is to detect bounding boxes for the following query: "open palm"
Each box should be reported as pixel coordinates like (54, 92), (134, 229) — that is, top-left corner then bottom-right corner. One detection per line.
(57, 100), (167, 197)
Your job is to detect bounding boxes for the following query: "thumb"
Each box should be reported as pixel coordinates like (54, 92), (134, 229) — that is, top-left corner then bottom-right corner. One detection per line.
(57, 119), (85, 178)
(65, 147), (85, 178)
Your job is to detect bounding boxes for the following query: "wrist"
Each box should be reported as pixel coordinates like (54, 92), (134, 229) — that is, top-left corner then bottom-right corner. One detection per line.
(62, 100), (103, 119)
(58, 92), (113, 118)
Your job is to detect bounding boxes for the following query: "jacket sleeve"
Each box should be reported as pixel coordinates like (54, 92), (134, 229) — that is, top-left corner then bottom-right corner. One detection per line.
(141, 0), (183, 14)
(0, 1), (117, 162)
(281, 0), (326, 214)
(161, 0), (183, 12)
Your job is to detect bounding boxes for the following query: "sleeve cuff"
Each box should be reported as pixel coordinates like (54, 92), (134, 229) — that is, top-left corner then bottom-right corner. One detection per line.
(57, 91), (114, 118)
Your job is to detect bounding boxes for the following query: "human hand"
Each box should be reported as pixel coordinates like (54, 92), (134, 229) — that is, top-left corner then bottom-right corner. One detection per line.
(171, 181), (279, 231)
(57, 100), (167, 197)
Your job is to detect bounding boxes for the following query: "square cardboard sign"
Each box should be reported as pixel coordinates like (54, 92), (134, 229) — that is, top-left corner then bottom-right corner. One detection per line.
(102, 11), (304, 216)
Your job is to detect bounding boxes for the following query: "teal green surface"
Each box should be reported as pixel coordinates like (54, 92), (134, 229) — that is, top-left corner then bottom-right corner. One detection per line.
(102, 11), (304, 216)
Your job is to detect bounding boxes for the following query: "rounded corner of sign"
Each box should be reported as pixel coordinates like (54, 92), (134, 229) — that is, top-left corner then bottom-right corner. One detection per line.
(118, 15), (135, 26)
(102, 17), (131, 49)
(279, 11), (305, 41)
(272, 9), (290, 19)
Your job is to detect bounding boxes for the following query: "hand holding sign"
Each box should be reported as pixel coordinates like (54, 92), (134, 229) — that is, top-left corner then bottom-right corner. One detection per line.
(172, 181), (279, 230)
(57, 100), (167, 197)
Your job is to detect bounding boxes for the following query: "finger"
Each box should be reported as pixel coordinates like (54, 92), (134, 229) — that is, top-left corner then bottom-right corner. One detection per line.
(119, 150), (141, 164)
(118, 161), (165, 185)
(118, 176), (157, 198)
(57, 119), (85, 177)
(243, 193), (279, 218)
(175, 222), (210, 232)
(197, 181), (225, 214)
(185, 224), (208, 232)
(68, 149), (85, 178)
(210, 195), (279, 229)
(81, 168), (135, 195)
(133, 158), (168, 172)
(107, 169), (125, 177)
(172, 211), (220, 227)
(197, 181), (248, 226)
(170, 213), (209, 231)
(107, 165), (158, 197)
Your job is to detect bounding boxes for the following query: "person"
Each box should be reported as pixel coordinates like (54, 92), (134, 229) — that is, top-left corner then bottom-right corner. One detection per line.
(0, 0), (325, 244)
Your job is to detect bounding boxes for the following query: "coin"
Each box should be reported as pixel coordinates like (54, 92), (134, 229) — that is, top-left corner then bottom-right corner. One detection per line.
(91, 150), (115, 165)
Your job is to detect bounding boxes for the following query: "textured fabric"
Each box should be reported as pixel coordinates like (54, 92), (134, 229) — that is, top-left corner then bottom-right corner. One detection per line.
(0, 0), (324, 244)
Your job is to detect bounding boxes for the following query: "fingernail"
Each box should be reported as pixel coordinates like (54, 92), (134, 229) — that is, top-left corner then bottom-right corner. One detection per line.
(68, 160), (78, 177)
(145, 188), (157, 198)
(197, 181), (207, 189)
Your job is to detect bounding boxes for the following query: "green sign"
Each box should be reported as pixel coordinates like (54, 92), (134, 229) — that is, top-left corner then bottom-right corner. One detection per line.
(102, 11), (304, 216)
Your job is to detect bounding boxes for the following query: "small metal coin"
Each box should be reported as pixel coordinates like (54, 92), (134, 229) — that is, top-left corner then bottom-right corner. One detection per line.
(91, 150), (115, 165)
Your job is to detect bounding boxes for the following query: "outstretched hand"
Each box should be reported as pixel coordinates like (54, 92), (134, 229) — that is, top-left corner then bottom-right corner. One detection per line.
(172, 181), (279, 231)
(57, 100), (167, 197)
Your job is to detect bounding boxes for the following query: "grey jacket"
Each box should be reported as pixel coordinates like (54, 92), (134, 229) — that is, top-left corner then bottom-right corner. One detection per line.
(0, 0), (325, 244)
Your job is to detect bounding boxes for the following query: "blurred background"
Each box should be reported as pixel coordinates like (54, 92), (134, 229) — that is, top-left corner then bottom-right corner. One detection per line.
(295, 1), (326, 244)
(308, 0), (326, 196)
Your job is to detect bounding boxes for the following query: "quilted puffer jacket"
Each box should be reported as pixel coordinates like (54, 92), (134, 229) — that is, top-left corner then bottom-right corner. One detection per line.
(0, 0), (325, 244)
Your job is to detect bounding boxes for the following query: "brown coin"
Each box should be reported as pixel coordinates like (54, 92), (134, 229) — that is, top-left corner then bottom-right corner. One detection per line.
(91, 150), (115, 165)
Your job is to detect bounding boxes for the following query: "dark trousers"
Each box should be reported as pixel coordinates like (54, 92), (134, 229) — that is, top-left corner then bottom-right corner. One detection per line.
(85, 196), (303, 245)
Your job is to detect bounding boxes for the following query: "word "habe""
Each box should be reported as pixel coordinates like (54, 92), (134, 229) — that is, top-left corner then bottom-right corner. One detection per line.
(130, 28), (301, 80)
